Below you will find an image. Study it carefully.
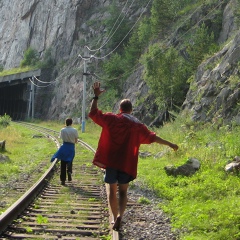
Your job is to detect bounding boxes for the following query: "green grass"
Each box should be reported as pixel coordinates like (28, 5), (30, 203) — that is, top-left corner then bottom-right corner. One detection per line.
(0, 66), (36, 77)
(1, 117), (239, 239)
(137, 116), (240, 240)
(46, 117), (240, 239)
(0, 123), (55, 183)
(137, 196), (151, 205)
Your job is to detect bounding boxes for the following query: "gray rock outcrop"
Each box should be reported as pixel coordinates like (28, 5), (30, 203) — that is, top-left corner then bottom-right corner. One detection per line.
(182, 0), (240, 124)
(0, 0), (239, 123)
(164, 158), (201, 177)
(225, 156), (240, 172)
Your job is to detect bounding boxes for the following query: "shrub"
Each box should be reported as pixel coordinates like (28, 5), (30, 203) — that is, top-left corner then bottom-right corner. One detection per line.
(20, 47), (40, 67)
(0, 114), (11, 127)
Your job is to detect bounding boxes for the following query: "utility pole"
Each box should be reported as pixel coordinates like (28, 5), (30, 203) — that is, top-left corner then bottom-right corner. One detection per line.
(27, 82), (32, 118)
(81, 47), (89, 133)
(27, 77), (35, 119)
(28, 79), (34, 119)
(31, 76), (35, 119)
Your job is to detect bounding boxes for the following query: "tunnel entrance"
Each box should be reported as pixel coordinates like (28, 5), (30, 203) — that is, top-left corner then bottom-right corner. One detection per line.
(0, 69), (41, 120)
(0, 83), (29, 120)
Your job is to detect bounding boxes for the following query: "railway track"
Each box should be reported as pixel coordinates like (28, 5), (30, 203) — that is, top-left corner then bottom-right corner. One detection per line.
(0, 122), (118, 239)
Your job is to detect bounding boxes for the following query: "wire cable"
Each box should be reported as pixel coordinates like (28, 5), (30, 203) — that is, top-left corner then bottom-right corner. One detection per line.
(92, 0), (153, 60)
(32, 56), (85, 87)
(86, 0), (135, 53)
(33, 76), (58, 85)
(136, 0), (225, 70)
(29, 78), (54, 88)
(93, 0), (225, 81)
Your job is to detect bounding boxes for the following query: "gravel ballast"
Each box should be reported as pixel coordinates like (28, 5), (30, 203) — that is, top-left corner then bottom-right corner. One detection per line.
(118, 182), (179, 240)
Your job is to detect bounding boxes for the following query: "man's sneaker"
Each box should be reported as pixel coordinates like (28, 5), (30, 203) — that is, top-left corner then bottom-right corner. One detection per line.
(61, 181), (65, 186)
(68, 172), (72, 181)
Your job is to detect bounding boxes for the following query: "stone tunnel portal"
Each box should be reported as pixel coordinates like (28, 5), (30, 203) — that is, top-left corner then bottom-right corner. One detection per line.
(0, 83), (29, 120)
(0, 69), (41, 120)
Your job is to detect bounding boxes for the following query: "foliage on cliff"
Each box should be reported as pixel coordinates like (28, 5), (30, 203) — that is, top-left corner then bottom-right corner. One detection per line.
(99, 0), (225, 112)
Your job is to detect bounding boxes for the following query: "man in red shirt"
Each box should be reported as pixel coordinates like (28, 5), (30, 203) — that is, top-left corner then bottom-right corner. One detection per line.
(89, 82), (178, 231)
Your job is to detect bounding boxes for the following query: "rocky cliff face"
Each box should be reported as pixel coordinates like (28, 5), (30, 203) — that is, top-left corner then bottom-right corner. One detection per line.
(0, 0), (112, 68)
(120, 0), (240, 125)
(0, 0), (239, 124)
(0, 0), (111, 119)
(0, 0), (143, 120)
(182, 0), (240, 124)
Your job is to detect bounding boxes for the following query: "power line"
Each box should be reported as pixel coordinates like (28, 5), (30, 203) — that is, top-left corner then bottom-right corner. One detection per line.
(86, 0), (134, 52)
(33, 76), (58, 85)
(91, 0), (152, 60)
(31, 59), (85, 88)
(136, 0), (226, 70)
(28, 77), (53, 88)
(92, 0), (225, 81)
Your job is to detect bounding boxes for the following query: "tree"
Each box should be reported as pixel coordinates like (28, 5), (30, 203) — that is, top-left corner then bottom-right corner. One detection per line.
(137, 16), (152, 46)
(104, 1), (131, 51)
(186, 23), (218, 71)
(38, 48), (55, 69)
(20, 47), (40, 67)
(103, 53), (125, 95)
(142, 44), (188, 109)
(150, 0), (175, 35)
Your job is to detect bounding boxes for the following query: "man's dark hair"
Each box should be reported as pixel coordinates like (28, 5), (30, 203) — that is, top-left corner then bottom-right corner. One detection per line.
(65, 118), (73, 126)
(120, 99), (132, 113)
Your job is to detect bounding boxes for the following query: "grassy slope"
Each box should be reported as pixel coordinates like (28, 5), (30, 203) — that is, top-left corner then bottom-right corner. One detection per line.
(0, 123), (56, 183)
(0, 119), (239, 239)
(137, 116), (240, 240)
(36, 118), (240, 239)
(0, 66), (36, 77)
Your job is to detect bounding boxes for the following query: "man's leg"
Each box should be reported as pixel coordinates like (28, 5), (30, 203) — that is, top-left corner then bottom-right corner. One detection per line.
(112, 183), (129, 231)
(118, 183), (129, 218)
(109, 183), (118, 221)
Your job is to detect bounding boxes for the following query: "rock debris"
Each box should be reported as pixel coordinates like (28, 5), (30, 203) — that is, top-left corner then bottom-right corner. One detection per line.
(119, 182), (179, 240)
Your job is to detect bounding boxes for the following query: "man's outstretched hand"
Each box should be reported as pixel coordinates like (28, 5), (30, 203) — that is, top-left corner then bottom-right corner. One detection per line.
(169, 143), (179, 151)
(90, 82), (105, 112)
(92, 82), (105, 97)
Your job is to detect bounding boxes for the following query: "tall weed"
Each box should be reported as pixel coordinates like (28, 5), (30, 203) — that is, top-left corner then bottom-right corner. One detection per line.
(0, 114), (11, 127)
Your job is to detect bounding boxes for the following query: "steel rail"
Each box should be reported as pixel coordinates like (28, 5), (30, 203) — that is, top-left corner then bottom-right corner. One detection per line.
(0, 122), (119, 239)
(0, 123), (60, 234)
(0, 161), (56, 234)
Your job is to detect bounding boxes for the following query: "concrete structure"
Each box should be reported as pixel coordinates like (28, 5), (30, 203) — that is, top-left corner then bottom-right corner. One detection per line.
(0, 69), (41, 120)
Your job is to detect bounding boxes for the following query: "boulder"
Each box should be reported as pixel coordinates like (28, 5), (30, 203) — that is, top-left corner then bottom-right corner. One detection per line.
(164, 158), (201, 177)
(225, 156), (240, 172)
(0, 153), (9, 163)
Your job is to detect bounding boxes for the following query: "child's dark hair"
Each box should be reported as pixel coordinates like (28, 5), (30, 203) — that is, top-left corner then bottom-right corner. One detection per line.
(65, 118), (73, 126)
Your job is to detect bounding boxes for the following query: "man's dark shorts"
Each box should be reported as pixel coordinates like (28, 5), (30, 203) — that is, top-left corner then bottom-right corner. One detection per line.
(104, 168), (134, 184)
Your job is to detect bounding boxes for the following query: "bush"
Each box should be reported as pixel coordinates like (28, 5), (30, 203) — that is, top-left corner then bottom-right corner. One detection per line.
(0, 114), (11, 127)
(20, 47), (40, 67)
